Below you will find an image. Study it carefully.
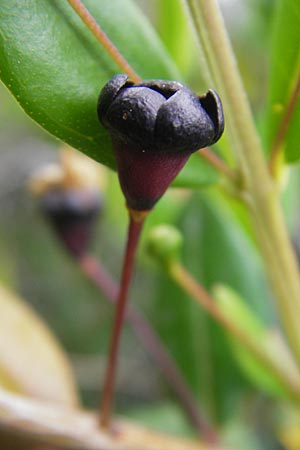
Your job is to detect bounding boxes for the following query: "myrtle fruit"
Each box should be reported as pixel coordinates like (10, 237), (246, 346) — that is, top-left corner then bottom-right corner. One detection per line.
(29, 148), (104, 258)
(98, 74), (224, 211)
(40, 189), (101, 258)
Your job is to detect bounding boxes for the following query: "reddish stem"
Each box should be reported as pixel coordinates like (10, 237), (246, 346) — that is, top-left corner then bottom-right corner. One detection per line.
(79, 255), (219, 444)
(269, 73), (300, 175)
(99, 213), (145, 428)
(198, 148), (237, 181)
(66, 0), (141, 84)
(80, 255), (118, 300)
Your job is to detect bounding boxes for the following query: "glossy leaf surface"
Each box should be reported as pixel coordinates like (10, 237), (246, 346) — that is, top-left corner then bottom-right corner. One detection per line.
(0, 0), (219, 188)
(0, 0), (179, 168)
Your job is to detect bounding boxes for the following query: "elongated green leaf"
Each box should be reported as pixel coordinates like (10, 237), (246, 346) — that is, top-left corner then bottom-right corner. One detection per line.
(264, 0), (300, 162)
(214, 285), (300, 399)
(0, 0), (180, 169)
(157, 0), (194, 77)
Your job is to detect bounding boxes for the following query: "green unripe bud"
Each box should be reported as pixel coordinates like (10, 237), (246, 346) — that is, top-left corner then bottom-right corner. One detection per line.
(146, 225), (183, 267)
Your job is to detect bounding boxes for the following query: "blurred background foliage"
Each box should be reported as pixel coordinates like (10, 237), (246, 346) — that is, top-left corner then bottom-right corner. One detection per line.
(0, 0), (299, 449)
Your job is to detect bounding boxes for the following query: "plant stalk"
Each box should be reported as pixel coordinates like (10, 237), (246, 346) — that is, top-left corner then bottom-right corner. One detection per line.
(184, 0), (300, 366)
(169, 261), (300, 401)
(99, 213), (144, 428)
(198, 148), (237, 181)
(80, 255), (118, 300)
(79, 254), (219, 443)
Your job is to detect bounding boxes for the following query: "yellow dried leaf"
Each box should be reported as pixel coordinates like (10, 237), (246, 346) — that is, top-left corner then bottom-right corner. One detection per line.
(0, 389), (211, 450)
(0, 282), (78, 407)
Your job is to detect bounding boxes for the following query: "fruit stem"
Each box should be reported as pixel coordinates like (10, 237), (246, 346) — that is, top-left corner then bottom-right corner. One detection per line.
(79, 254), (219, 443)
(99, 211), (145, 428)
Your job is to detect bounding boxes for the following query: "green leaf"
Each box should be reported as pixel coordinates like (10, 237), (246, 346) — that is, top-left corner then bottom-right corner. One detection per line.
(0, 0), (218, 188)
(0, 0), (180, 169)
(172, 153), (219, 189)
(213, 285), (298, 399)
(156, 0), (194, 77)
(263, 0), (300, 162)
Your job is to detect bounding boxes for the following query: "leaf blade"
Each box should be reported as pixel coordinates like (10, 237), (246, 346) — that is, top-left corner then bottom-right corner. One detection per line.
(0, 0), (220, 188)
(0, 0), (180, 168)
(0, 282), (78, 406)
(263, 0), (300, 162)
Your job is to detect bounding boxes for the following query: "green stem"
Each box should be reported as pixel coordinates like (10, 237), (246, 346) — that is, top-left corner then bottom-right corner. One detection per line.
(169, 261), (300, 401)
(184, 0), (300, 366)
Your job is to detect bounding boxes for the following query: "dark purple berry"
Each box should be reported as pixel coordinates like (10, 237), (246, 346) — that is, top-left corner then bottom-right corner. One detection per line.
(40, 189), (102, 258)
(98, 75), (224, 211)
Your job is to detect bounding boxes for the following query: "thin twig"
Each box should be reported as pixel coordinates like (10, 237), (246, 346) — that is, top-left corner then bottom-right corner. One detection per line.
(100, 214), (145, 428)
(198, 148), (237, 181)
(169, 261), (300, 402)
(66, 0), (141, 83)
(79, 254), (219, 444)
(80, 255), (118, 300)
(269, 72), (300, 175)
